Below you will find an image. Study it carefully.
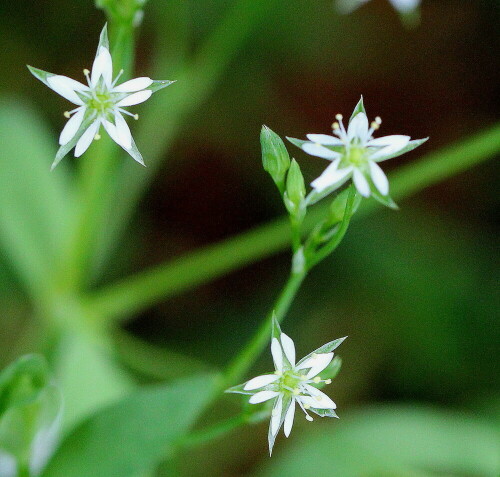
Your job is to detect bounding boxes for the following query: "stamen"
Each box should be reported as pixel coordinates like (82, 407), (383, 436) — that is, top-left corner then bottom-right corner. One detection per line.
(325, 379), (332, 385)
(370, 121), (380, 131)
(375, 116), (382, 124)
(305, 415), (314, 422)
(83, 69), (91, 85)
(335, 114), (343, 121)
(134, 114), (139, 120)
(112, 69), (125, 88)
(117, 108), (139, 119)
(313, 377), (321, 384)
(63, 111), (71, 118)
(332, 122), (340, 130)
(94, 134), (101, 140)
(297, 397), (314, 422)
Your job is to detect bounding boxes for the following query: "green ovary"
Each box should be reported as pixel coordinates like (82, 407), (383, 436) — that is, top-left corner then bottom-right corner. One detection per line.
(281, 371), (302, 392)
(345, 146), (368, 167)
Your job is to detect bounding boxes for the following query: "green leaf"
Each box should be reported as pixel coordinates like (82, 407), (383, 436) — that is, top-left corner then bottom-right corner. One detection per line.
(0, 97), (75, 298)
(373, 137), (429, 163)
(256, 406), (500, 477)
(349, 95), (366, 123)
(42, 374), (218, 477)
(0, 355), (62, 476)
(261, 126), (291, 194)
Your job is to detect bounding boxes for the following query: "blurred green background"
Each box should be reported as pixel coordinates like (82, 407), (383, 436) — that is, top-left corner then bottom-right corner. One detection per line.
(0, 0), (499, 476)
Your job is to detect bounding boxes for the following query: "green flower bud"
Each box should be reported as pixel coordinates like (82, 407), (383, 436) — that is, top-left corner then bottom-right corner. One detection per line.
(260, 125), (291, 194)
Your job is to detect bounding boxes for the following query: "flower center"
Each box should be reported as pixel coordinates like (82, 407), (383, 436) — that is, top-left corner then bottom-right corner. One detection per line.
(88, 92), (114, 115)
(279, 370), (304, 394)
(344, 146), (368, 167)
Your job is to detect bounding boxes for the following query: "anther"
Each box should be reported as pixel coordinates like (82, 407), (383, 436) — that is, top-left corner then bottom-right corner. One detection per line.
(306, 415), (314, 422)
(375, 116), (382, 124)
(94, 134), (101, 140)
(63, 111), (71, 118)
(370, 121), (380, 130)
(134, 114), (139, 120)
(332, 122), (340, 130)
(335, 114), (343, 121)
(325, 379), (332, 385)
(83, 69), (90, 76)
(313, 377), (321, 384)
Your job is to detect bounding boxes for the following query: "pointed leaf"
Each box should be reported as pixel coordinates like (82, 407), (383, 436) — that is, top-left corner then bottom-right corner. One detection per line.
(349, 95), (366, 123)
(42, 374), (218, 477)
(261, 126), (291, 194)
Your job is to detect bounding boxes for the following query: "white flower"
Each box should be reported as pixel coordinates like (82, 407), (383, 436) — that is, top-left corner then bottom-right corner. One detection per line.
(288, 97), (427, 206)
(337, 0), (420, 14)
(28, 25), (174, 170)
(226, 316), (346, 455)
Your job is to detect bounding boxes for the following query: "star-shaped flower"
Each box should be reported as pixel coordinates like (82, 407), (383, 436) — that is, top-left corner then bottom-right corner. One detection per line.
(28, 25), (174, 170)
(288, 97), (427, 207)
(226, 316), (346, 454)
(337, 0), (421, 15)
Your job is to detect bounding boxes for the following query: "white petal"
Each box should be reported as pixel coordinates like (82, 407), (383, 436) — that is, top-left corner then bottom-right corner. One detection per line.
(114, 112), (132, 150)
(305, 353), (334, 379)
(283, 399), (296, 437)
(59, 108), (85, 145)
(302, 142), (340, 160)
(116, 90), (152, 107)
(369, 135), (410, 160)
(244, 374), (279, 391)
(74, 120), (99, 157)
(352, 169), (371, 197)
(249, 390), (279, 404)
(102, 119), (120, 144)
(271, 338), (283, 373)
(311, 160), (352, 192)
(300, 390), (336, 409)
(47, 75), (88, 105)
(306, 134), (343, 146)
(271, 395), (283, 436)
(369, 161), (389, 195)
(113, 77), (153, 93)
(389, 0), (420, 13)
(348, 112), (369, 142)
(280, 333), (296, 366)
(91, 46), (113, 87)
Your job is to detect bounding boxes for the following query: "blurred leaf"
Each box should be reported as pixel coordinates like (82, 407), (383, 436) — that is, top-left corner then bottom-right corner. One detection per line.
(0, 355), (62, 477)
(42, 374), (218, 477)
(0, 97), (74, 298)
(257, 405), (500, 477)
(53, 333), (133, 433)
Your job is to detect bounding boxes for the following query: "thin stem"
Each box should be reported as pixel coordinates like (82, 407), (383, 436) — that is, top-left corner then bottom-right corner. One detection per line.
(85, 124), (500, 323)
(306, 186), (356, 269)
(221, 269), (307, 391)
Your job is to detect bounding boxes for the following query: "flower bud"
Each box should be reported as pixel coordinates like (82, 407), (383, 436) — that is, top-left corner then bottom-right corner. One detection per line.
(260, 126), (291, 194)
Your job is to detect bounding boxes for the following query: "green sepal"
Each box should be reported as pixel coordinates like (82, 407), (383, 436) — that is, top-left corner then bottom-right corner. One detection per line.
(328, 187), (362, 223)
(271, 312), (282, 341)
(295, 337), (347, 368)
(284, 159), (306, 218)
(372, 137), (429, 163)
(309, 407), (339, 418)
(147, 80), (176, 94)
(96, 23), (110, 54)
(261, 126), (291, 194)
(286, 137), (308, 149)
(27, 66), (57, 89)
(224, 382), (255, 396)
(370, 187), (399, 210)
(349, 95), (366, 123)
(122, 134), (145, 167)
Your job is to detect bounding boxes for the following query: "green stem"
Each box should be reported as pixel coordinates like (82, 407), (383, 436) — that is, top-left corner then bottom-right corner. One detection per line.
(221, 269), (307, 391)
(85, 124), (500, 322)
(306, 186), (356, 269)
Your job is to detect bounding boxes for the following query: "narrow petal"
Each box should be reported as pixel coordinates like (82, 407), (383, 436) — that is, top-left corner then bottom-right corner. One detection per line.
(299, 391), (336, 410)
(347, 112), (369, 142)
(302, 142), (340, 160)
(113, 77), (153, 93)
(311, 161), (352, 192)
(306, 134), (343, 146)
(369, 161), (389, 195)
(280, 333), (296, 366)
(305, 353), (334, 379)
(59, 108), (85, 145)
(91, 46), (113, 87)
(271, 337), (283, 373)
(270, 395), (283, 436)
(369, 135), (410, 160)
(244, 374), (279, 391)
(116, 90), (153, 107)
(102, 119), (120, 144)
(249, 390), (279, 404)
(74, 120), (99, 157)
(352, 169), (371, 197)
(114, 112), (132, 150)
(283, 399), (296, 437)
(47, 75), (87, 105)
